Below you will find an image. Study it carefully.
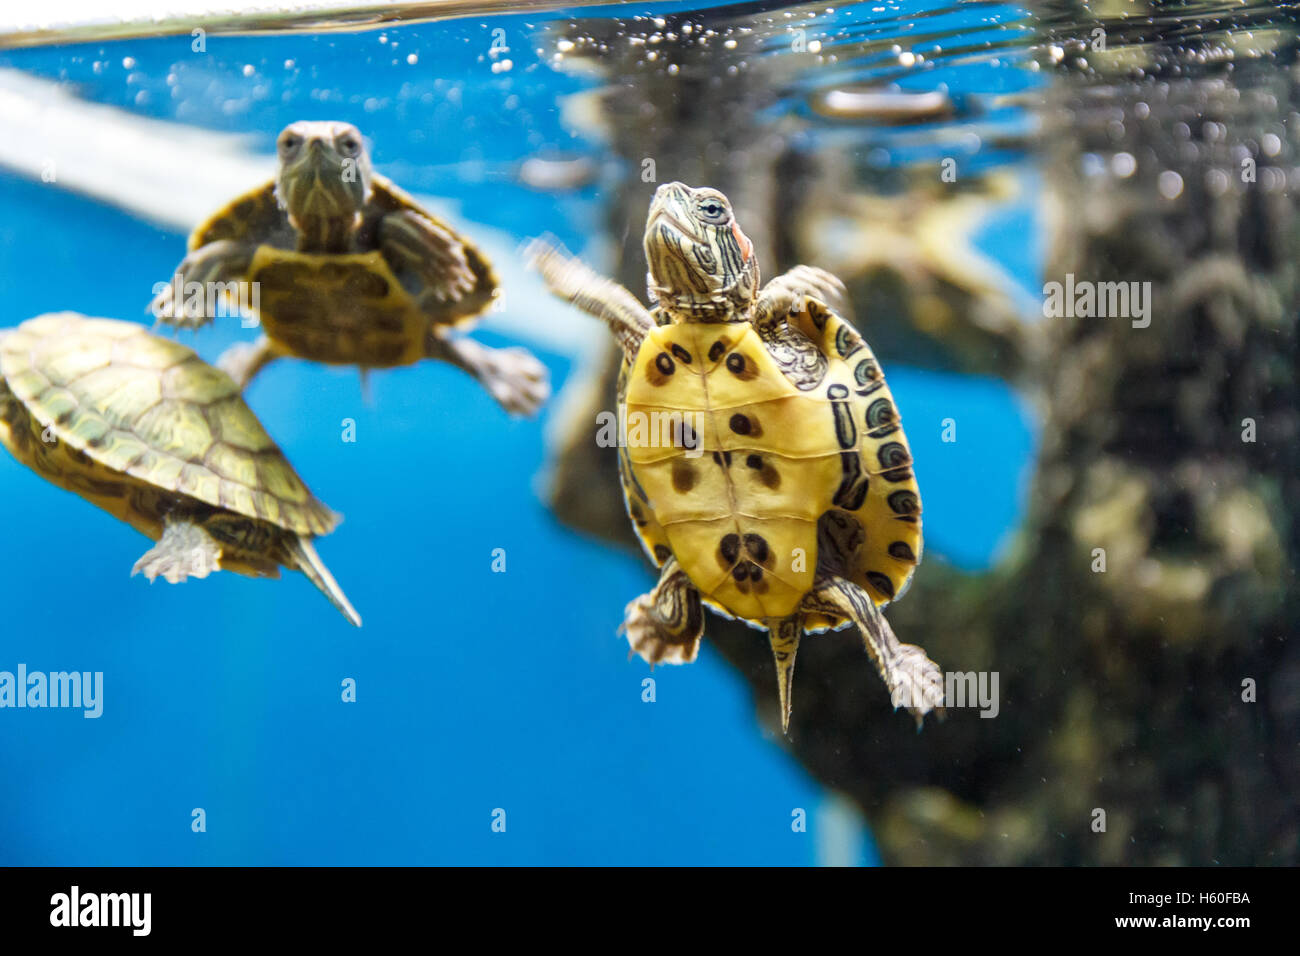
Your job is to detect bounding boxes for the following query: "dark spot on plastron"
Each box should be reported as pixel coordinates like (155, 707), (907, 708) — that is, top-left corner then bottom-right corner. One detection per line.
(671, 459), (696, 493)
(654, 352), (675, 376)
(711, 451), (723, 466)
(653, 544), (672, 563)
(708, 340), (726, 362)
(888, 490), (920, 515)
(722, 451), (732, 467)
(746, 454), (763, 470)
(725, 351), (758, 380)
(866, 571), (896, 599)
(760, 463), (781, 490)
(750, 565), (764, 583)
(670, 343), (692, 364)
(888, 541), (917, 562)
(729, 413), (752, 435)
(719, 533), (741, 566)
(732, 563), (749, 582)
(743, 533), (770, 564)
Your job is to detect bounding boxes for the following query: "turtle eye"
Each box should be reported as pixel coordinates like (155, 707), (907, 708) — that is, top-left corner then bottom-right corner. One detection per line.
(697, 197), (729, 224)
(337, 133), (361, 156)
(279, 132), (303, 154)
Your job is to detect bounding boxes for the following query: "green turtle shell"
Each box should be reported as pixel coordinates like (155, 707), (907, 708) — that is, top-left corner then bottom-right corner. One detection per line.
(0, 313), (336, 537)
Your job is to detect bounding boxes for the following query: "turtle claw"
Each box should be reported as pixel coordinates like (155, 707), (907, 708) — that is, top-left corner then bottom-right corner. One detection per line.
(433, 335), (550, 416)
(620, 560), (703, 666)
(477, 346), (550, 417)
(884, 641), (946, 727)
(150, 239), (255, 330)
(621, 592), (698, 666)
(131, 521), (222, 584)
(147, 281), (210, 331)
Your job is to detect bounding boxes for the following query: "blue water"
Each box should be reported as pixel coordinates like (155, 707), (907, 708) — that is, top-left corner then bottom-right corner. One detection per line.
(0, 3), (1038, 865)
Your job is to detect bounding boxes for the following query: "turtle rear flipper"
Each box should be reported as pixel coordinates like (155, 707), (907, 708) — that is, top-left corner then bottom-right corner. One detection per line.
(426, 333), (550, 417)
(620, 557), (703, 666)
(803, 574), (943, 727)
(131, 519), (222, 584)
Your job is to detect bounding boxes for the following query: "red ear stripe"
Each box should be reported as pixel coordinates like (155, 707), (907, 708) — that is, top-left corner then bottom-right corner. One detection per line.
(731, 221), (753, 261)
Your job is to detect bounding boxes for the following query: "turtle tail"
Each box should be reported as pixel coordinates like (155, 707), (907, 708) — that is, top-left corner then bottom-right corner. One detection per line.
(283, 534), (362, 627)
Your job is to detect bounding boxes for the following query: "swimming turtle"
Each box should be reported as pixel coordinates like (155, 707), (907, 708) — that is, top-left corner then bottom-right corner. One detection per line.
(528, 182), (943, 731)
(0, 312), (361, 625)
(149, 120), (548, 415)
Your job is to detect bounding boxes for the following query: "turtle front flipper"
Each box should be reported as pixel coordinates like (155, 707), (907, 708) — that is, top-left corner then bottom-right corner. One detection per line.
(377, 209), (496, 323)
(425, 332), (550, 417)
(524, 238), (654, 361)
(803, 574), (944, 727)
(621, 556), (704, 666)
(150, 240), (257, 329)
(131, 518), (223, 583)
(752, 265), (849, 335)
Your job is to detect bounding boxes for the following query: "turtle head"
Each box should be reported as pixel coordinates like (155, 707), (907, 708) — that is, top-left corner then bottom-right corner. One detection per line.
(643, 182), (760, 321)
(275, 121), (372, 251)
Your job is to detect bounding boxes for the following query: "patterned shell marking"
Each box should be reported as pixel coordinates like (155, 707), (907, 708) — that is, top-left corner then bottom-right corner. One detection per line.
(0, 313), (337, 536)
(621, 299), (922, 624)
